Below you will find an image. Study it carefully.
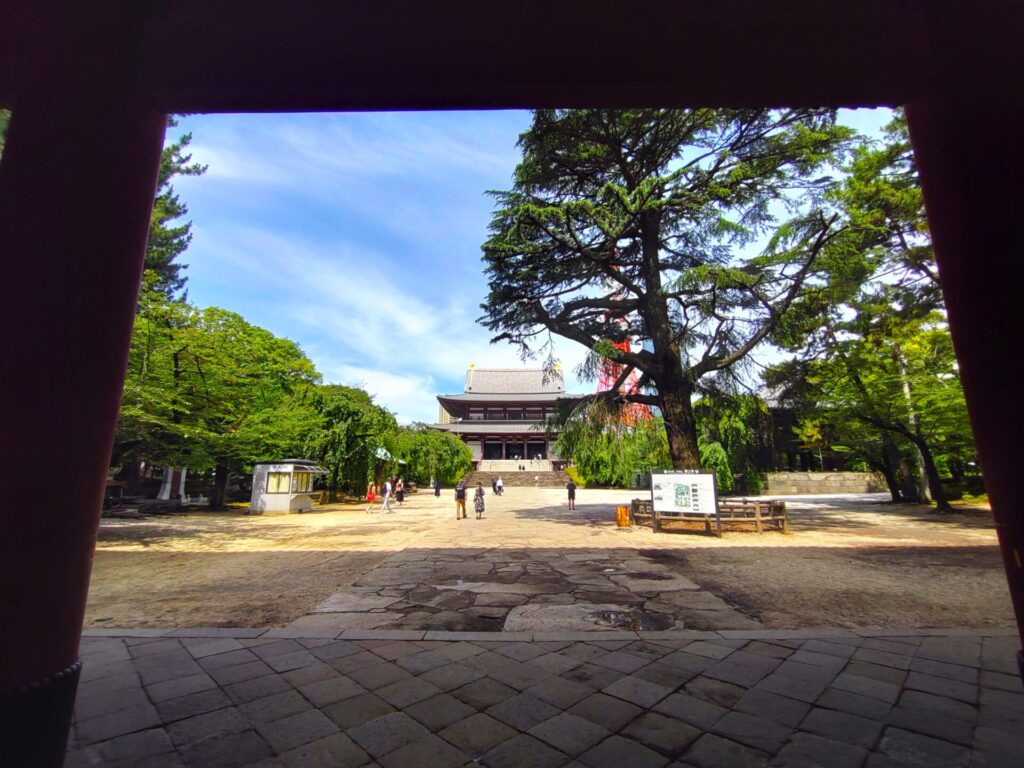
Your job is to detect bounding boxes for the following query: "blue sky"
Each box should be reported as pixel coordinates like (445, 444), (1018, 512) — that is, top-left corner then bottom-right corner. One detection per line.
(174, 108), (894, 424)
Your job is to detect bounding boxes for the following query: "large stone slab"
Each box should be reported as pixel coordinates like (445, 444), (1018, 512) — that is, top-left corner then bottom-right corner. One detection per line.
(504, 603), (678, 632)
(436, 581), (558, 595)
(310, 594), (401, 614)
(610, 573), (701, 592)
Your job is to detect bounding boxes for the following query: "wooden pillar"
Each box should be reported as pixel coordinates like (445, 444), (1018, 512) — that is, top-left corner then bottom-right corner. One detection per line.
(906, 99), (1024, 677)
(0, 95), (166, 762)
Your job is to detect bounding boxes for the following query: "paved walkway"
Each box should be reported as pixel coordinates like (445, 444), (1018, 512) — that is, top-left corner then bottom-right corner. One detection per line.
(69, 627), (1022, 767)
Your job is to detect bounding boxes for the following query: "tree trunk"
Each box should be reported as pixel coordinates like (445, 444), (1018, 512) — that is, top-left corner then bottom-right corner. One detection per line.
(659, 382), (700, 469)
(210, 460), (228, 509)
(908, 434), (953, 511)
(876, 442), (903, 502)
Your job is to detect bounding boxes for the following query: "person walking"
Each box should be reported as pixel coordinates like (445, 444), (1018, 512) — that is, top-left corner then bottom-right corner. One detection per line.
(395, 477), (405, 506)
(379, 478), (394, 514)
(474, 482), (486, 519)
(495, 476), (504, 496)
(365, 482), (376, 513)
(433, 477), (441, 497)
(454, 479), (467, 519)
(566, 478), (577, 510)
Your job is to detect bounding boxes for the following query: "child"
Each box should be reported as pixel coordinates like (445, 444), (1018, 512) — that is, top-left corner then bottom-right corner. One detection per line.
(365, 483), (376, 513)
(474, 482), (486, 519)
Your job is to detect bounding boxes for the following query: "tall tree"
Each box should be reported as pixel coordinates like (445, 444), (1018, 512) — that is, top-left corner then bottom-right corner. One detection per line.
(144, 119), (206, 299)
(481, 109), (851, 469)
(0, 109), (9, 159)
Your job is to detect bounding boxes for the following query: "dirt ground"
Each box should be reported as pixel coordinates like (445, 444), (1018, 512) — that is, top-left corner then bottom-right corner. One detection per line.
(84, 490), (1014, 630)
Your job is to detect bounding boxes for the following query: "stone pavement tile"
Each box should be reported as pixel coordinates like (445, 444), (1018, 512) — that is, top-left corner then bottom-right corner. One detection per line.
(579, 735), (669, 768)
(771, 731), (868, 768)
(239, 690), (312, 725)
(528, 712), (610, 756)
(787, 649), (848, 671)
(853, 647), (913, 671)
(418, 661), (483, 692)
(712, 711), (792, 753)
(177, 729), (273, 767)
(347, 711), (431, 758)
(222, 672), (292, 706)
(526, 675), (595, 709)
(654, 691), (728, 730)
(434, 641), (487, 662)
(703, 655), (780, 688)
(845, 660), (908, 687)
(322, 692), (396, 731)
(346, 661), (411, 690)
(828, 672), (901, 704)
(592, 650), (651, 674)
(294, 675), (364, 709)
(981, 637), (1020, 675)
(625, 641), (677, 661)
(684, 676), (747, 708)
(296, 637), (336, 649)
(378, 733), (469, 768)
(908, 656), (978, 684)
(660, 650), (717, 675)
(680, 733), (771, 768)
(265, 650), (319, 673)
(886, 702), (975, 746)
(65, 727), (176, 766)
(450, 676), (517, 709)
(487, 693), (561, 731)
(815, 688), (893, 720)
(250, 639), (305, 659)
(367, 640), (425, 660)
(562, 643), (611, 663)
(80, 659), (136, 684)
(135, 653), (205, 686)
(568, 693), (644, 731)
(308, 640), (362, 662)
(146, 672), (218, 703)
(403, 692), (477, 731)
(757, 660), (839, 704)
(439, 712), (518, 756)
(396, 650), (451, 674)
(156, 687), (233, 725)
(74, 685), (150, 721)
(76, 703), (162, 746)
(490, 660), (552, 691)
(278, 732), (369, 768)
(877, 726), (972, 767)
(181, 637), (245, 659)
(562, 662), (625, 690)
(799, 707), (883, 749)
(634, 659), (702, 690)
(896, 689), (977, 723)
(77, 669), (141, 700)
(603, 675), (674, 708)
(904, 671), (978, 704)
(622, 712), (701, 758)
(974, 725), (1024, 766)
(209, 660), (277, 688)
(480, 733), (568, 768)
(166, 707), (249, 747)
(529, 651), (583, 675)
(980, 670), (1023, 693)
(282, 662), (340, 688)
(329, 650), (383, 674)
(197, 647), (261, 671)
(497, 642), (550, 661)
(978, 690), (1024, 734)
(127, 639), (182, 659)
(915, 637), (981, 668)
(465, 650), (520, 675)
(681, 641), (736, 661)
(255, 709), (339, 753)
(798, 640), (855, 659)
(734, 688), (811, 728)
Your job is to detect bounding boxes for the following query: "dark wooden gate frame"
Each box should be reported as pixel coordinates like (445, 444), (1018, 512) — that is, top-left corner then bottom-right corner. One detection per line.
(2, 1), (1023, 762)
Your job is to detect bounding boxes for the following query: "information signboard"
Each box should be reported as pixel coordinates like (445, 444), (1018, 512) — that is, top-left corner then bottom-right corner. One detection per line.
(649, 469), (721, 535)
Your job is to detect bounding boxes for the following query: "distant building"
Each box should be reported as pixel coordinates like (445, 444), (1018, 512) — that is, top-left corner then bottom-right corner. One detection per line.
(432, 365), (585, 466)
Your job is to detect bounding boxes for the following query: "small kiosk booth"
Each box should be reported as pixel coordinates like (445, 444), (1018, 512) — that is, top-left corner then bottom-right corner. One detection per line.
(249, 459), (326, 514)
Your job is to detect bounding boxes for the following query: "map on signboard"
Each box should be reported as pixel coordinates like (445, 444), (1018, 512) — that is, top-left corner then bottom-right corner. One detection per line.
(650, 470), (718, 515)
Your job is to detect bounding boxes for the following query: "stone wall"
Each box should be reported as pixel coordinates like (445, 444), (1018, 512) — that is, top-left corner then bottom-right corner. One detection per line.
(763, 471), (886, 495)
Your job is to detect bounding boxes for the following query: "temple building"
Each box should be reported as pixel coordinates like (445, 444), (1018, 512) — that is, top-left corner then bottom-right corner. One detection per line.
(432, 365), (585, 466)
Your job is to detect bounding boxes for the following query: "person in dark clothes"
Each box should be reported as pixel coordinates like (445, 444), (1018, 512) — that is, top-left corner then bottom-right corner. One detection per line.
(433, 478), (441, 497)
(566, 479), (577, 510)
(454, 480), (467, 519)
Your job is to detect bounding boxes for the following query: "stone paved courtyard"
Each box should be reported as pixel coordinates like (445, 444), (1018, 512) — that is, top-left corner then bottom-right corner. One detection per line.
(69, 626), (1022, 767)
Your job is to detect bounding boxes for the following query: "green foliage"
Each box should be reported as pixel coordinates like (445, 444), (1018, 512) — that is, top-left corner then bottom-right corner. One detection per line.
(564, 465), (586, 488)
(0, 109), (9, 158)
(481, 108), (852, 468)
(553, 401), (671, 487)
(698, 441), (734, 493)
(390, 426), (474, 487)
(693, 393), (772, 494)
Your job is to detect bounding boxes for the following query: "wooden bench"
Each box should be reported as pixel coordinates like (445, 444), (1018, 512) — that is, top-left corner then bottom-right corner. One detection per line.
(630, 498), (788, 535)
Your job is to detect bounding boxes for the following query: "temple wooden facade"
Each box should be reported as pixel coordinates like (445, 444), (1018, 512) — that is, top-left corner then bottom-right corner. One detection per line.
(433, 366), (584, 463)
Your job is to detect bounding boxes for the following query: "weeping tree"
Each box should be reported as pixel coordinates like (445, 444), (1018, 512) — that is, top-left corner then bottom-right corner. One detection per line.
(481, 109), (851, 469)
